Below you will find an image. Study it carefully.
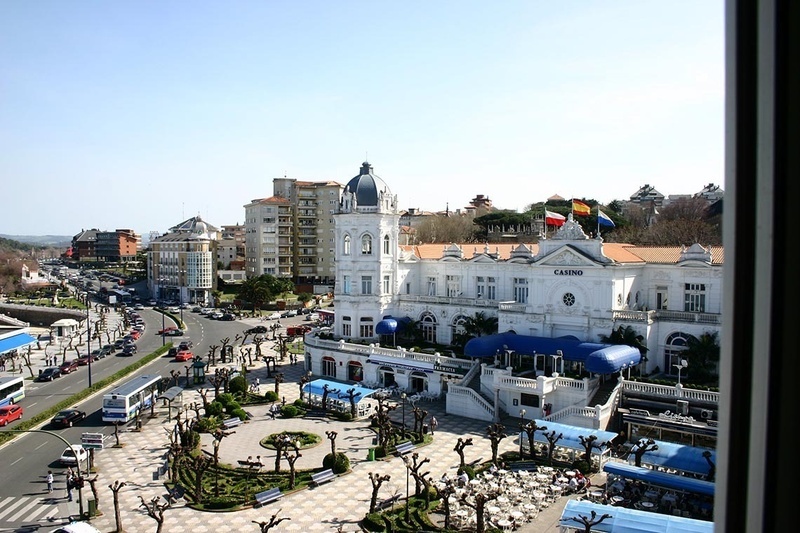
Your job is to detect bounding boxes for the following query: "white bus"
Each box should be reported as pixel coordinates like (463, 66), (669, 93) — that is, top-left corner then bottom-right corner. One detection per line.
(102, 374), (162, 423)
(0, 376), (25, 407)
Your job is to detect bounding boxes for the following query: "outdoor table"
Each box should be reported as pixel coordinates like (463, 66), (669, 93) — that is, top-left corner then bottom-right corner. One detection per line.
(497, 519), (513, 531)
(497, 496), (510, 505)
(611, 495), (625, 505)
(497, 469), (509, 475)
(518, 470), (530, 477)
(470, 478), (482, 486)
(589, 489), (605, 500)
(511, 487), (523, 495)
(487, 505), (501, 516)
(640, 501), (656, 511)
(565, 470), (576, 477)
(540, 466), (554, 473)
(644, 490), (659, 500)
(532, 491), (546, 500)
(557, 477), (569, 484)
(536, 473), (550, 481)
(662, 493), (678, 506)
(524, 503), (537, 513)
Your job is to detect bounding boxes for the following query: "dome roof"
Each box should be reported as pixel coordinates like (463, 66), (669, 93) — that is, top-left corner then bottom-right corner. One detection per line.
(344, 161), (391, 207)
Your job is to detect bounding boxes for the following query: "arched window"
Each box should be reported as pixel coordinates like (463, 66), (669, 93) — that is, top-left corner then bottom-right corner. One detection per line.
(343, 234), (351, 255)
(383, 234), (391, 255)
(665, 331), (691, 377)
(450, 315), (468, 345)
(361, 234), (373, 255)
(322, 356), (336, 378)
(420, 312), (438, 343)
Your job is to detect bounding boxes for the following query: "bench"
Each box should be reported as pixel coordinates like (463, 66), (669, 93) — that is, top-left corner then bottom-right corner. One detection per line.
(222, 416), (243, 429)
(311, 468), (336, 486)
(254, 487), (283, 507)
(166, 484), (185, 504)
(376, 494), (401, 510)
(395, 441), (415, 456)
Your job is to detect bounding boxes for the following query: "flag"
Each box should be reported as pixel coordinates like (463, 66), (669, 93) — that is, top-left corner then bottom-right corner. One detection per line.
(572, 199), (591, 216)
(545, 210), (566, 227)
(598, 209), (616, 227)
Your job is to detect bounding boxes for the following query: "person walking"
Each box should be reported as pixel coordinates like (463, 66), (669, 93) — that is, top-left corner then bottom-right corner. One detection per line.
(65, 473), (74, 502)
(430, 416), (438, 435)
(46, 471), (54, 493)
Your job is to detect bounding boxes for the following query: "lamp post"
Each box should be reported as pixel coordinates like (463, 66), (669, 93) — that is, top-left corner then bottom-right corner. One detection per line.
(519, 409), (526, 457)
(673, 359), (688, 385)
(405, 460), (411, 521)
(551, 350), (564, 376)
(401, 392), (407, 439)
(86, 299), (93, 387)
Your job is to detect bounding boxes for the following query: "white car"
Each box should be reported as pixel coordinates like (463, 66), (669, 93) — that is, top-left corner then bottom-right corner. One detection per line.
(59, 444), (89, 467)
(266, 312), (282, 320)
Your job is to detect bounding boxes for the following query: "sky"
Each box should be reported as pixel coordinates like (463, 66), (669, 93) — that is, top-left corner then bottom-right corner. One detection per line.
(0, 1), (724, 237)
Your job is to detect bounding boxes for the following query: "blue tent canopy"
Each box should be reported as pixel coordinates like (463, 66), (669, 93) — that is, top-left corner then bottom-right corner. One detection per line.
(0, 332), (37, 355)
(463, 332), (641, 374)
(375, 316), (411, 335)
(631, 439), (716, 476)
(560, 499), (713, 532)
(301, 379), (378, 404)
(522, 419), (619, 453)
(603, 462), (716, 496)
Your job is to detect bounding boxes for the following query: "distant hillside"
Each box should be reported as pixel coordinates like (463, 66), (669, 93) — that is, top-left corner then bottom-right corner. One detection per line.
(0, 235), (72, 248)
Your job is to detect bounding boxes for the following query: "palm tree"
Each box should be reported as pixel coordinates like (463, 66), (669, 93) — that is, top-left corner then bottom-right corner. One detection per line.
(683, 332), (720, 385)
(599, 325), (649, 373)
(462, 311), (499, 338)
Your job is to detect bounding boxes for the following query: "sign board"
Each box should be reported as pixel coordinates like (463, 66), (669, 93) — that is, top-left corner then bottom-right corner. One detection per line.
(81, 432), (105, 450)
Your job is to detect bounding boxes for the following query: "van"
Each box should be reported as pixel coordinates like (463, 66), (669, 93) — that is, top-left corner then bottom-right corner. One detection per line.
(54, 522), (102, 533)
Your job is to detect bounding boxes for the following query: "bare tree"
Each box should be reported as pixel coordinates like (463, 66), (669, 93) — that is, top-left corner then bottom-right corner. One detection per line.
(273, 372), (284, 395)
(325, 430), (338, 457)
(561, 509), (614, 533)
(412, 406), (429, 435)
(252, 508), (291, 532)
(403, 452), (435, 506)
(139, 495), (171, 533)
(577, 434), (604, 466)
(521, 420), (547, 459)
(108, 480), (127, 533)
(86, 475), (100, 514)
(454, 437), (474, 469)
(459, 488), (500, 533)
(368, 472), (391, 514)
(543, 430), (565, 466)
(190, 455), (211, 504)
(283, 444), (302, 489)
(631, 438), (658, 467)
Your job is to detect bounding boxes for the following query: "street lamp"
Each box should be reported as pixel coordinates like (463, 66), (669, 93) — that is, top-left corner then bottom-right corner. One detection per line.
(86, 299), (93, 387)
(519, 409), (527, 457)
(401, 392), (407, 439)
(551, 350), (564, 376)
(673, 359), (688, 385)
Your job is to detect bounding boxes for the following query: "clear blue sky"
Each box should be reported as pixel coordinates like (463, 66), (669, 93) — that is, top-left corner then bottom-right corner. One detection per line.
(0, 1), (724, 236)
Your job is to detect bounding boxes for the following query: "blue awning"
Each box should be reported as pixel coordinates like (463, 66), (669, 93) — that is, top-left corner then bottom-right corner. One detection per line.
(561, 499), (714, 532)
(301, 379), (378, 404)
(603, 462), (716, 496)
(632, 439), (716, 476)
(463, 332), (641, 374)
(0, 333), (37, 355)
(521, 419), (619, 453)
(376, 318), (398, 334)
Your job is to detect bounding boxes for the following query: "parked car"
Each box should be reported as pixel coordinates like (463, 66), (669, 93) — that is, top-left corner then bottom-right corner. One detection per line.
(114, 338), (126, 348)
(220, 313), (235, 321)
(191, 306), (202, 313)
(245, 325), (268, 335)
(59, 444), (89, 466)
(0, 404), (23, 426)
(51, 408), (87, 428)
(121, 345), (137, 356)
(133, 303), (144, 310)
(178, 341), (193, 350)
(37, 366), (62, 381)
(174, 350), (194, 362)
(164, 328), (184, 337)
(59, 360), (79, 374)
(167, 347), (178, 357)
(266, 312), (282, 320)
(77, 353), (99, 365)
(98, 346), (113, 357)
(102, 344), (116, 354)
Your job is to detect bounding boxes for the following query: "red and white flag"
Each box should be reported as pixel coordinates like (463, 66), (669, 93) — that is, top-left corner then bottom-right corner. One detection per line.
(545, 210), (566, 227)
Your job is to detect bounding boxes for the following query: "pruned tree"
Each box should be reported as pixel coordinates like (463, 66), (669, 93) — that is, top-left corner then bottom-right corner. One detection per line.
(403, 452), (435, 506)
(344, 388), (360, 418)
(703, 449), (716, 482)
(273, 433), (293, 473)
(299, 373), (311, 401)
(412, 406), (429, 435)
(454, 437), (473, 469)
(486, 423), (507, 465)
(112, 421), (122, 447)
(219, 337), (232, 364)
(368, 472), (391, 514)
(321, 383), (339, 413)
(631, 438), (658, 467)
(139, 495), (171, 533)
(577, 434), (604, 466)
(252, 508), (291, 532)
(521, 420), (547, 459)
(190, 454), (211, 504)
(208, 344), (220, 366)
(109, 480), (127, 533)
(273, 372), (284, 395)
(561, 509), (614, 533)
(543, 430), (565, 466)
(459, 488), (500, 533)
(369, 393), (398, 450)
(439, 479), (458, 530)
(283, 443), (302, 489)
(86, 475), (100, 514)
(325, 430), (338, 457)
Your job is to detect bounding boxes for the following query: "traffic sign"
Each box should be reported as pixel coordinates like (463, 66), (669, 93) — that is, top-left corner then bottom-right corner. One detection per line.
(81, 432), (105, 449)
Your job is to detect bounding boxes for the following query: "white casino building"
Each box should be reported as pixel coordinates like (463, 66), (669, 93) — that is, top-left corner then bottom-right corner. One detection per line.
(304, 162), (723, 433)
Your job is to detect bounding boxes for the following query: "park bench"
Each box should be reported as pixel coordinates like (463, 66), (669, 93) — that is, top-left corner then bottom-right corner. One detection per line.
(254, 487), (283, 507)
(222, 416), (243, 429)
(166, 484), (185, 504)
(311, 468), (336, 486)
(395, 441), (415, 456)
(376, 493), (401, 510)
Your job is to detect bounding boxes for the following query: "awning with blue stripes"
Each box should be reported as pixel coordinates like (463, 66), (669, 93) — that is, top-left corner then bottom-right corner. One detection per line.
(603, 462), (716, 496)
(561, 499), (714, 532)
(0, 333), (37, 355)
(301, 379), (378, 404)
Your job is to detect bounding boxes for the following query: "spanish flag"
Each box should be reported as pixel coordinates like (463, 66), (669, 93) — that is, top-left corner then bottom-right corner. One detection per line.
(572, 199), (591, 216)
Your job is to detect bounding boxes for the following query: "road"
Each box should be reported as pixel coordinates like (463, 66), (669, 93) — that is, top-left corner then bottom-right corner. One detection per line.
(0, 290), (312, 530)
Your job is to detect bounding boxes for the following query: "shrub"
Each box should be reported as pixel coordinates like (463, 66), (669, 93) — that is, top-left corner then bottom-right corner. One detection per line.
(217, 393), (235, 406)
(225, 400), (242, 414)
(229, 375), (247, 395)
(362, 512), (384, 531)
(206, 402), (224, 418)
(194, 416), (220, 433)
(463, 465), (476, 479)
(374, 446), (387, 459)
(323, 452), (350, 474)
(230, 408), (248, 421)
(264, 391), (279, 402)
(281, 404), (299, 418)
(203, 496), (240, 510)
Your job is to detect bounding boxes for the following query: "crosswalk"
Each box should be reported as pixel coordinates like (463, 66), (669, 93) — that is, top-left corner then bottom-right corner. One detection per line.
(0, 494), (71, 528)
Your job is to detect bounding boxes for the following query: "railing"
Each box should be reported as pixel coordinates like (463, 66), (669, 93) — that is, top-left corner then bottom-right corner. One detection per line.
(611, 309), (720, 325)
(622, 380), (720, 404)
(498, 301), (526, 313)
(448, 384), (494, 417)
(396, 294), (496, 307)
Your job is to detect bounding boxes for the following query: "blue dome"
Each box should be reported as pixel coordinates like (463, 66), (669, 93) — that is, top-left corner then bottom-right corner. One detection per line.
(344, 161), (391, 207)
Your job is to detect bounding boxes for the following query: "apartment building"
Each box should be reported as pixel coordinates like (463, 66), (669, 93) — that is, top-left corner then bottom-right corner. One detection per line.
(70, 228), (140, 262)
(244, 178), (343, 283)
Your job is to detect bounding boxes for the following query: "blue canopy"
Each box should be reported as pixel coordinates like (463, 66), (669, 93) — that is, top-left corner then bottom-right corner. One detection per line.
(631, 439), (716, 476)
(603, 462), (716, 496)
(301, 379), (378, 404)
(560, 499), (713, 532)
(463, 332), (641, 374)
(376, 318), (398, 335)
(0, 332), (36, 355)
(521, 419), (619, 453)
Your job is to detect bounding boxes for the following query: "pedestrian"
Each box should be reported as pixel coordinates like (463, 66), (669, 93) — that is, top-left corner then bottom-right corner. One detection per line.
(65, 474), (74, 502)
(46, 471), (54, 493)
(430, 416), (438, 435)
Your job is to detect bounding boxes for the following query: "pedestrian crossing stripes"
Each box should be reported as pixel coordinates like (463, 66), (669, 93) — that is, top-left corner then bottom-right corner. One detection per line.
(0, 495), (64, 526)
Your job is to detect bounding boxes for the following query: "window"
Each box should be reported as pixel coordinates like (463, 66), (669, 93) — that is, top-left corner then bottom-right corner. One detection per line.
(342, 318), (351, 337)
(342, 275), (351, 295)
(322, 356), (336, 378)
(446, 275), (461, 297)
(383, 234), (390, 254)
(360, 317), (374, 338)
(427, 277), (436, 296)
(562, 292), (576, 307)
(656, 286), (668, 310)
(361, 234), (372, 255)
(664, 332), (690, 378)
(361, 275), (372, 295)
(513, 278), (529, 304)
(343, 235), (351, 255)
(383, 275), (390, 294)
(420, 312), (437, 343)
(486, 277), (497, 300)
(476, 276), (485, 299)
(684, 283), (706, 312)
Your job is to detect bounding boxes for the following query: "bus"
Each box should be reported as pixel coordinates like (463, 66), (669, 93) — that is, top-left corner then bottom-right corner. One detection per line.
(0, 376), (25, 407)
(102, 374), (162, 423)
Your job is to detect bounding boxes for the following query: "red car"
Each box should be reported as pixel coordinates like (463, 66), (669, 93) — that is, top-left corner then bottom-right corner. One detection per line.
(59, 359), (79, 374)
(174, 350), (194, 362)
(157, 326), (177, 335)
(129, 330), (141, 340)
(0, 404), (23, 426)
